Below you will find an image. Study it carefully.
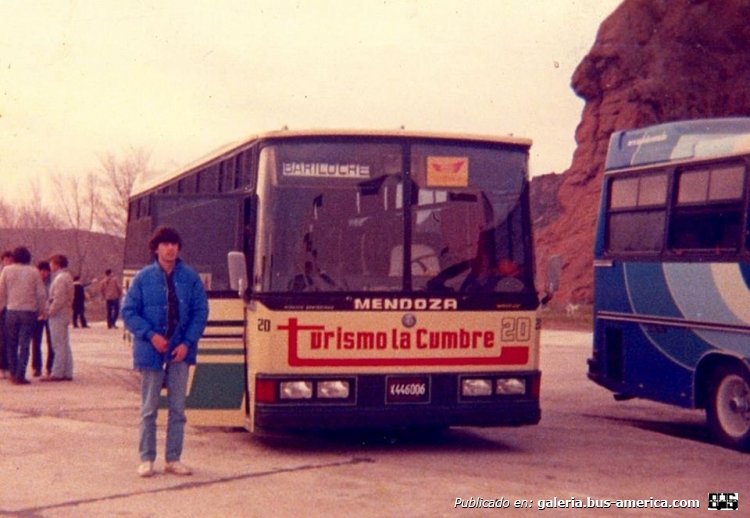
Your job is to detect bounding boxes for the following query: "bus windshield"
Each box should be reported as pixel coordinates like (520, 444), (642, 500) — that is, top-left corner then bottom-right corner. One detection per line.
(253, 140), (531, 294)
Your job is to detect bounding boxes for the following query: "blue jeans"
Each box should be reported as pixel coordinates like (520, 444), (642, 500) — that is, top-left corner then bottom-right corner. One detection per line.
(106, 299), (120, 328)
(0, 309), (7, 371)
(139, 362), (189, 463)
(31, 319), (53, 375)
(5, 310), (37, 381)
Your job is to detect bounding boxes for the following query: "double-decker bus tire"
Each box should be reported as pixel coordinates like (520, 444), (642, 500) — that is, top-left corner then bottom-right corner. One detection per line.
(706, 364), (750, 452)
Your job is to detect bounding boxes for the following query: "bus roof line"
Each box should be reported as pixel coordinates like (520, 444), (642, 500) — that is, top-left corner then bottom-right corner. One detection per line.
(605, 117), (750, 171)
(132, 129), (532, 197)
(603, 150), (750, 176)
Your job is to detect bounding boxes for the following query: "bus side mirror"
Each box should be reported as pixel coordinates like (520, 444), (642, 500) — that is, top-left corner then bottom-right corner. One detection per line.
(541, 255), (561, 305)
(228, 251), (248, 297)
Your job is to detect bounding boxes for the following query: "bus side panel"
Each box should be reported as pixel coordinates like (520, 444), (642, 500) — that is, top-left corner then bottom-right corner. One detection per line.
(124, 271), (247, 426)
(591, 261), (742, 408)
(593, 318), (694, 407)
(170, 296), (246, 427)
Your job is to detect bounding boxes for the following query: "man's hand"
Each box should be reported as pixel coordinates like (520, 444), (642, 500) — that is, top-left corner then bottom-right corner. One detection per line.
(150, 333), (169, 353)
(171, 344), (188, 363)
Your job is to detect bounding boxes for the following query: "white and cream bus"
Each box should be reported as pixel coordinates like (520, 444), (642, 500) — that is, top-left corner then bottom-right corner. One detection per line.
(124, 129), (552, 432)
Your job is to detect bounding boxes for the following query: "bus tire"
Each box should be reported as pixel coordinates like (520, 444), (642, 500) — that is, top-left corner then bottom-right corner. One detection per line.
(706, 364), (750, 451)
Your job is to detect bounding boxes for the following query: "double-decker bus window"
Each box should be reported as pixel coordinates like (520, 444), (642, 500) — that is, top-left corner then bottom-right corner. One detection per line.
(218, 162), (226, 193)
(138, 197), (149, 219)
(198, 165), (219, 193)
(639, 174), (668, 205)
(254, 142), (404, 292)
(709, 164), (745, 200)
(240, 150), (256, 189)
(609, 211), (665, 252)
(234, 152), (244, 189)
(153, 195), (243, 291)
(669, 164), (745, 252)
(408, 143), (531, 293)
(610, 177), (639, 208)
(607, 173), (667, 253)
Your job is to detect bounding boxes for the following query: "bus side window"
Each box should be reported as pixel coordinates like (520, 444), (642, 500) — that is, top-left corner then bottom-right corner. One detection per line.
(669, 166), (743, 252)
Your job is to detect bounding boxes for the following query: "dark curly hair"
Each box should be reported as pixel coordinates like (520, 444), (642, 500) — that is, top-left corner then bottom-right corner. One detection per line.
(148, 226), (183, 253)
(12, 246), (31, 265)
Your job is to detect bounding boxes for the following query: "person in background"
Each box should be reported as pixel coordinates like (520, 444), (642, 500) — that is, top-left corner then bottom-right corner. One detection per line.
(0, 247), (47, 385)
(0, 250), (14, 379)
(43, 254), (75, 382)
(72, 276), (89, 328)
(100, 269), (123, 329)
(31, 261), (53, 377)
(122, 226), (208, 478)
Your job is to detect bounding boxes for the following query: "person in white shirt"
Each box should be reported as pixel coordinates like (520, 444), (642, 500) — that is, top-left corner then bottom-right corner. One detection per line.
(43, 254), (75, 381)
(0, 250), (14, 379)
(0, 247), (47, 385)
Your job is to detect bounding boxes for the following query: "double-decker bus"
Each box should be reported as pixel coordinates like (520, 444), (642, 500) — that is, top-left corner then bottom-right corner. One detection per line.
(125, 129), (551, 432)
(589, 118), (750, 451)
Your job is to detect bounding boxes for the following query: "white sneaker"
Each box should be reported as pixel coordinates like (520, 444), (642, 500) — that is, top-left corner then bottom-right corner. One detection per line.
(137, 461), (155, 478)
(165, 461), (192, 476)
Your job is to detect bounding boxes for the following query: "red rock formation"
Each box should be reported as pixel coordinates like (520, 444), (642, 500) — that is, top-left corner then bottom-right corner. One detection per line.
(535, 0), (750, 305)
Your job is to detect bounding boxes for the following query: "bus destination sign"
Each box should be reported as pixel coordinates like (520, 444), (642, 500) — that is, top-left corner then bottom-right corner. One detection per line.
(282, 162), (371, 179)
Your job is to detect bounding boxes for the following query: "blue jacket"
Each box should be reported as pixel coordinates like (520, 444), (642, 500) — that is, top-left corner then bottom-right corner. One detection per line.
(121, 259), (209, 370)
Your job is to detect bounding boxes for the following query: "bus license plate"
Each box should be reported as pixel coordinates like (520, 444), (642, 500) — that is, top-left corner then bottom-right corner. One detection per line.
(386, 376), (429, 404)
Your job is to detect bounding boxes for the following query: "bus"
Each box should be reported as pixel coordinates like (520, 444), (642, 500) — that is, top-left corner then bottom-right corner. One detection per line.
(589, 117), (750, 451)
(125, 129), (553, 433)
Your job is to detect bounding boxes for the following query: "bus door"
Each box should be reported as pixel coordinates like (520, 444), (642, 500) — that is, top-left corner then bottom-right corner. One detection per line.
(151, 193), (250, 427)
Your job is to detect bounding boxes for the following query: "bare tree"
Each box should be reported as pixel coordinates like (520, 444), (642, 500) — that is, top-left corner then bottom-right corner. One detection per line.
(17, 179), (65, 229)
(0, 197), (18, 227)
(96, 147), (150, 237)
(52, 172), (100, 276)
(53, 172), (99, 231)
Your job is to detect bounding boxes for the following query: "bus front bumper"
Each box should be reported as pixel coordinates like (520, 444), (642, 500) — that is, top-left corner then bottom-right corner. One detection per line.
(254, 400), (541, 432)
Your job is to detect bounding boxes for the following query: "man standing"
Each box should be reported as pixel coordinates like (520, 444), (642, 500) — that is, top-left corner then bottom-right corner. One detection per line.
(0, 250), (14, 379)
(31, 261), (53, 377)
(121, 226), (208, 478)
(0, 247), (47, 385)
(44, 255), (75, 381)
(72, 276), (89, 328)
(100, 269), (122, 329)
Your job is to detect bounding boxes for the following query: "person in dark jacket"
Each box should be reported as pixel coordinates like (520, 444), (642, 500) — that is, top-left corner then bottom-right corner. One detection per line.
(121, 226), (208, 478)
(71, 276), (88, 328)
(0, 250), (14, 379)
(31, 261), (53, 377)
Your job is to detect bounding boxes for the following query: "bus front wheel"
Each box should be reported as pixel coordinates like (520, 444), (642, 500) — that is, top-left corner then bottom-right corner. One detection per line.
(706, 364), (750, 451)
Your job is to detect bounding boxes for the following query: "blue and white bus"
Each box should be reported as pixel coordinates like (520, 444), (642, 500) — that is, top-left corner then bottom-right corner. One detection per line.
(589, 118), (750, 451)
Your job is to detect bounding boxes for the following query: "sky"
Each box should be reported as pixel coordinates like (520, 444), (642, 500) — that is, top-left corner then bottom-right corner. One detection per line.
(0, 0), (621, 205)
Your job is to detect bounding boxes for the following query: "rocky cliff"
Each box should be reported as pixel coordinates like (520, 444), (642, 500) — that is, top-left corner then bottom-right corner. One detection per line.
(535, 0), (750, 305)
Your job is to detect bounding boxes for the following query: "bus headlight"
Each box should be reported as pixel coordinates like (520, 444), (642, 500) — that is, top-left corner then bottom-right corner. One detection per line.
(317, 380), (350, 399)
(280, 381), (313, 399)
(496, 378), (526, 395)
(461, 378), (493, 397)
